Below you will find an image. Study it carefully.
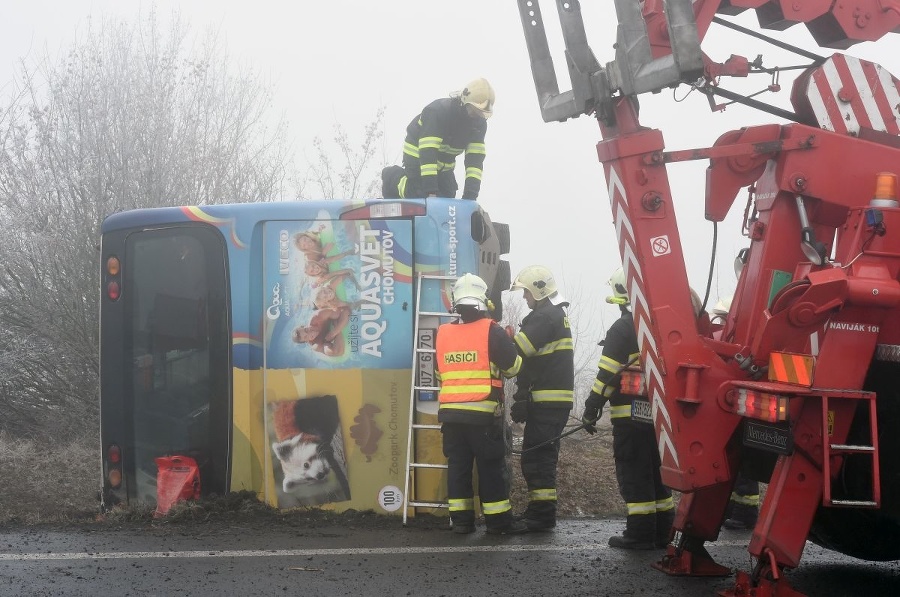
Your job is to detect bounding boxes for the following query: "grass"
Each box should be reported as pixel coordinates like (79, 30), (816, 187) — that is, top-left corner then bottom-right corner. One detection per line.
(509, 421), (625, 518)
(0, 431), (101, 525)
(0, 421), (627, 527)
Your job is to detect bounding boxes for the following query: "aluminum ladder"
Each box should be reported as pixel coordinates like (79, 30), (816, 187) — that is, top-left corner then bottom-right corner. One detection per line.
(401, 273), (458, 525)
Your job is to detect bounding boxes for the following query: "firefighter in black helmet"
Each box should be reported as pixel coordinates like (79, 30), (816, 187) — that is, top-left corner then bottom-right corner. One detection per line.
(381, 78), (493, 200)
(582, 267), (675, 550)
(508, 265), (574, 532)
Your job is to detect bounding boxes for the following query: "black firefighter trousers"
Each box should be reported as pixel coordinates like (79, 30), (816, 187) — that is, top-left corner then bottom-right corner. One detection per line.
(442, 422), (512, 530)
(613, 419), (674, 542)
(520, 408), (569, 525)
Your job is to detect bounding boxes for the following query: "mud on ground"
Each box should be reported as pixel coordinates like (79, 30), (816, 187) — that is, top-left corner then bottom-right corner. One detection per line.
(0, 424), (624, 532)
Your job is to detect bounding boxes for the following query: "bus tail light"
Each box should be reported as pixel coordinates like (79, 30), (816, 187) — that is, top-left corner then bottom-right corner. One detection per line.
(105, 256), (122, 301)
(106, 256), (120, 276)
(726, 388), (790, 423)
(340, 201), (426, 220)
(106, 444), (122, 488)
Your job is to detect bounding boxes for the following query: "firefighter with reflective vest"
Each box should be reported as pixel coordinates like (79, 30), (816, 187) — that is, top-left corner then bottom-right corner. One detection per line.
(582, 267), (675, 550)
(508, 265), (574, 532)
(435, 273), (528, 535)
(381, 78), (494, 200)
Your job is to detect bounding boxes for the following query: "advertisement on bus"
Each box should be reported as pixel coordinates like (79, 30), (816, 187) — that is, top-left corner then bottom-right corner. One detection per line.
(261, 215), (414, 510)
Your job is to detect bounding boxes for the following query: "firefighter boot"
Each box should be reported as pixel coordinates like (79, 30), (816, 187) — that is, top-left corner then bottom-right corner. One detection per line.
(485, 511), (530, 535)
(380, 165), (405, 199)
(723, 503), (758, 531)
(520, 501), (556, 532)
(655, 509), (676, 548)
(451, 511), (476, 534)
(608, 514), (655, 550)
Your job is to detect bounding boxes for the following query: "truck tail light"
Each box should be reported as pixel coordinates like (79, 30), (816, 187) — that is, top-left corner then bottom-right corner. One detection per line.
(620, 368), (646, 395)
(729, 388), (789, 423)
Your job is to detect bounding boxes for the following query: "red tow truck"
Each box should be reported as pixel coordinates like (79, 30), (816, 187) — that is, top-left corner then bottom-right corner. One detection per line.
(517, 1), (900, 595)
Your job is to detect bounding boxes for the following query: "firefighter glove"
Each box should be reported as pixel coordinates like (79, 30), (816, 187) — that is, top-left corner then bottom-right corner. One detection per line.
(581, 393), (604, 435)
(510, 400), (529, 423)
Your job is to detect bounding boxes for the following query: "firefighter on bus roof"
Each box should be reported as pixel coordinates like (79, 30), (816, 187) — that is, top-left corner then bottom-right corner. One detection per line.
(381, 78), (494, 201)
(508, 265), (574, 532)
(435, 273), (528, 535)
(581, 267), (675, 550)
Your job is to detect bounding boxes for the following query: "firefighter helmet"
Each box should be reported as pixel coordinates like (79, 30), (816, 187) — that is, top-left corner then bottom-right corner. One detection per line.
(452, 273), (489, 311)
(456, 78), (495, 119)
(607, 267), (629, 305)
(510, 265), (565, 305)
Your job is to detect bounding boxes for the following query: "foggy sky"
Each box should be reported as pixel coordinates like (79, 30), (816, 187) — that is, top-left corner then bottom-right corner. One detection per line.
(3, 0), (899, 344)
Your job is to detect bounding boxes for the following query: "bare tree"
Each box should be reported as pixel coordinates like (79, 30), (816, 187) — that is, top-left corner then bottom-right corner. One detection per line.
(299, 107), (388, 200)
(0, 11), (291, 437)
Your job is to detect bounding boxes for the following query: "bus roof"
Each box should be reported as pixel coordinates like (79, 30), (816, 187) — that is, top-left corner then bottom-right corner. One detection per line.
(100, 197), (485, 234)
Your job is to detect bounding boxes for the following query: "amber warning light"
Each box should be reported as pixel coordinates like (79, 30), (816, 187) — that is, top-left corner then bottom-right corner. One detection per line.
(871, 172), (899, 208)
(874, 172), (898, 200)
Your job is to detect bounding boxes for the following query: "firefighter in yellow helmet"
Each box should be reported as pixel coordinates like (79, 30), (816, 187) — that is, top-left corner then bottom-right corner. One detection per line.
(382, 78), (494, 201)
(581, 267), (675, 549)
(435, 273), (527, 535)
(508, 265), (574, 532)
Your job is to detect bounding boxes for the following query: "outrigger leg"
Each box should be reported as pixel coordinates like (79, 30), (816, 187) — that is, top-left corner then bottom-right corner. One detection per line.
(651, 532), (731, 577)
(720, 548), (804, 597)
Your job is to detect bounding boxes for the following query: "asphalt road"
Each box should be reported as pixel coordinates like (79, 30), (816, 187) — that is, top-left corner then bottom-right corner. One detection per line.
(1, 519), (898, 596)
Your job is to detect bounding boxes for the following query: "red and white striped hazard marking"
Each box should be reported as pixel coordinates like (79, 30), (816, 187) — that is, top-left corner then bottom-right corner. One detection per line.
(802, 54), (900, 136)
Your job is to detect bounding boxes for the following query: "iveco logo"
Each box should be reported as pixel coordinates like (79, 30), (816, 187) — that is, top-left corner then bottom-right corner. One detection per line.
(607, 166), (679, 468)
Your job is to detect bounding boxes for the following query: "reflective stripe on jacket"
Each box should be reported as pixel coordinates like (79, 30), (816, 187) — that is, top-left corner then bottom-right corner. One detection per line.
(514, 302), (574, 410)
(402, 97), (487, 198)
(436, 318), (501, 415)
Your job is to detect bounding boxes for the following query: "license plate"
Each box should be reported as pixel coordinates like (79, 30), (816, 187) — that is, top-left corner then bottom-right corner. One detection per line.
(417, 328), (437, 401)
(631, 399), (652, 424)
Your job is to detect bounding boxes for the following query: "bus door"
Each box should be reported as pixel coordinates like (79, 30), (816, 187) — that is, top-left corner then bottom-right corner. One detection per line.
(259, 215), (415, 512)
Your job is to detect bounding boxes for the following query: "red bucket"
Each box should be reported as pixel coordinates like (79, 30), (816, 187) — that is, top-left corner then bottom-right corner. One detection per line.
(154, 455), (201, 517)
